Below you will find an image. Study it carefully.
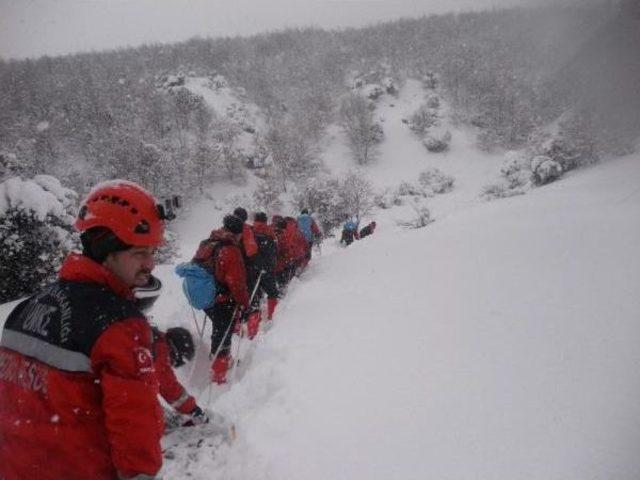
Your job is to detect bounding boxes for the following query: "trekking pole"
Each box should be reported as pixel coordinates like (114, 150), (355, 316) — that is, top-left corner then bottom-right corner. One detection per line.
(182, 281), (208, 339)
(230, 270), (264, 381)
(188, 304), (207, 339)
(208, 305), (239, 362)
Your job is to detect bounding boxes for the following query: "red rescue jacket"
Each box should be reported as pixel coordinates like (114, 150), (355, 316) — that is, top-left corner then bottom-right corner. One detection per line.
(209, 229), (250, 308)
(241, 223), (259, 258)
(152, 330), (196, 415)
(0, 254), (163, 480)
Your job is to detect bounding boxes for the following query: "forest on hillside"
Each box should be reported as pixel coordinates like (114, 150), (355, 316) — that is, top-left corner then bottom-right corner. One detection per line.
(2, 2), (638, 195)
(0, 0), (639, 301)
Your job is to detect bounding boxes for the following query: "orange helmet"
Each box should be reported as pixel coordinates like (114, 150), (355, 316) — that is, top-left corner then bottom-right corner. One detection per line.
(75, 180), (165, 247)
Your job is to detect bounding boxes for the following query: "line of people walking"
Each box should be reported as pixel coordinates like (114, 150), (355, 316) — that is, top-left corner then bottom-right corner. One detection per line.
(0, 177), (368, 480)
(184, 207), (322, 385)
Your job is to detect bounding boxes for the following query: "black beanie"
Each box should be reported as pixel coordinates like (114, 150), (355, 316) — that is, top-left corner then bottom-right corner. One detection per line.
(81, 227), (131, 263)
(223, 214), (244, 235)
(254, 211), (268, 223)
(233, 207), (248, 222)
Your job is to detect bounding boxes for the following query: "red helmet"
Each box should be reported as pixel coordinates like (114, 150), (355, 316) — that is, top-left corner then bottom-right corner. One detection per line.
(75, 180), (165, 247)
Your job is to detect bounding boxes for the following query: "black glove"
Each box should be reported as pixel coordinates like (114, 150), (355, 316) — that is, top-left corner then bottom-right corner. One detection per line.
(183, 405), (209, 427)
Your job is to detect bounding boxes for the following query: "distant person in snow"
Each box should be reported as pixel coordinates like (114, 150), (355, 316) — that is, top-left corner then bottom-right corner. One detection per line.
(297, 208), (322, 260)
(251, 212), (279, 326)
(196, 214), (249, 385)
(133, 276), (209, 426)
(340, 216), (360, 246)
(0, 181), (166, 480)
(359, 221), (376, 239)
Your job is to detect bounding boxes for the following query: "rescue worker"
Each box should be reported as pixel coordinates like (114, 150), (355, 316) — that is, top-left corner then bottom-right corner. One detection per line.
(201, 215), (249, 384)
(359, 221), (377, 239)
(251, 212), (279, 328)
(0, 180), (165, 480)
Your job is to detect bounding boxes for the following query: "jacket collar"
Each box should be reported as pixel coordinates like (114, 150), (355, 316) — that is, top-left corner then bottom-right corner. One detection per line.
(59, 253), (133, 299)
(209, 228), (239, 245)
(252, 221), (274, 237)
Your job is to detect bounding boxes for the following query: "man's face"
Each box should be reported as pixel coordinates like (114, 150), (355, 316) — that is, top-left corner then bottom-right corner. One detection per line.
(104, 246), (156, 288)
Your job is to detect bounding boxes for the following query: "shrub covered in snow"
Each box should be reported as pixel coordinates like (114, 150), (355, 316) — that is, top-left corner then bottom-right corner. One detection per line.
(408, 104), (439, 134)
(423, 131), (452, 153)
(374, 189), (403, 209)
(397, 200), (433, 229)
(396, 181), (426, 197)
(422, 72), (439, 90)
(500, 151), (531, 189)
(382, 77), (398, 95)
(360, 84), (385, 101)
(530, 155), (563, 186)
(0, 175), (79, 302)
(425, 94), (441, 110)
(418, 167), (455, 194)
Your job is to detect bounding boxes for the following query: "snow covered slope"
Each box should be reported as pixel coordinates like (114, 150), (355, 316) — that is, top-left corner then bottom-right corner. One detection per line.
(156, 152), (640, 479)
(1, 76), (639, 479)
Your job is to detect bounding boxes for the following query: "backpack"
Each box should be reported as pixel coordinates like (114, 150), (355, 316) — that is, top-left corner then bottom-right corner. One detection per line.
(174, 238), (223, 310)
(343, 219), (358, 232)
(297, 214), (313, 242)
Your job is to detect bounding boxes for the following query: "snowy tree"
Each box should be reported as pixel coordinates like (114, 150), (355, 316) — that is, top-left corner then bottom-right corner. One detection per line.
(0, 175), (79, 302)
(291, 177), (342, 233)
(263, 116), (318, 192)
(530, 156), (563, 186)
(253, 174), (283, 214)
(340, 94), (383, 165)
(408, 104), (438, 135)
(423, 131), (452, 153)
(337, 172), (374, 221)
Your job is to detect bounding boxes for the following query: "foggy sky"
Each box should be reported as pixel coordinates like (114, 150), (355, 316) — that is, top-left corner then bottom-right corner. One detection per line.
(1, 0), (560, 60)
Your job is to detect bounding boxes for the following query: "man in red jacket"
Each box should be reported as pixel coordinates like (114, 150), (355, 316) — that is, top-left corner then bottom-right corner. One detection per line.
(200, 214), (250, 384)
(0, 181), (165, 480)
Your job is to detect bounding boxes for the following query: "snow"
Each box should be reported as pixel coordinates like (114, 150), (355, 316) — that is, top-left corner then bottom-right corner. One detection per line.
(36, 121), (50, 132)
(0, 176), (74, 221)
(2, 79), (640, 479)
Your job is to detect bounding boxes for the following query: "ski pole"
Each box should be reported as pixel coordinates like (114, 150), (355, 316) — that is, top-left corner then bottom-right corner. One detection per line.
(230, 270), (264, 381)
(182, 278), (208, 339)
(209, 305), (239, 362)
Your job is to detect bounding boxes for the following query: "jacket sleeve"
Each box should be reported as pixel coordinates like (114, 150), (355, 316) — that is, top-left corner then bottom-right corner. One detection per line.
(242, 224), (259, 258)
(220, 246), (250, 308)
(311, 220), (321, 237)
(90, 318), (164, 479)
(154, 338), (196, 415)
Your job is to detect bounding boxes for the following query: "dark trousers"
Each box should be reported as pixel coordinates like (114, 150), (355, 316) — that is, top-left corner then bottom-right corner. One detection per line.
(258, 268), (279, 301)
(341, 230), (356, 245)
(205, 301), (236, 358)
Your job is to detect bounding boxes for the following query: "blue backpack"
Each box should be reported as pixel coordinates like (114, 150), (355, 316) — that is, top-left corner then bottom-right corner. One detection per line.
(297, 214), (313, 242)
(343, 219), (358, 232)
(175, 262), (217, 310)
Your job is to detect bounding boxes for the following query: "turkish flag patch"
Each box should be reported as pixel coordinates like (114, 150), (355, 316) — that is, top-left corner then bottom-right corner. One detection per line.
(133, 347), (154, 374)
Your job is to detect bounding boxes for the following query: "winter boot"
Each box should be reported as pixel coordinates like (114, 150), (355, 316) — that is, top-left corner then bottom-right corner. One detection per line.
(246, 310), (262, 340)
(267, 297), (278, 320)
(211, 354), (232, 385)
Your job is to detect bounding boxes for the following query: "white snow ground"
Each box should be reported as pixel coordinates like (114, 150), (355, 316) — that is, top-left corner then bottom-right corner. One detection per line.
(151, 150), (640, 480)
(1, 80), (639, 479)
